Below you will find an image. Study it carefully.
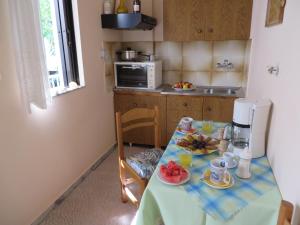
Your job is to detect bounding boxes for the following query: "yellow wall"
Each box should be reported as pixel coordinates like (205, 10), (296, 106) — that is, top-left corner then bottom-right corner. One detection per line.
(0, 1), (119, 225)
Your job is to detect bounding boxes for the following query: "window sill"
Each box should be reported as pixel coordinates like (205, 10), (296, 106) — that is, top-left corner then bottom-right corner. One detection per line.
(52, 85), (85, 97)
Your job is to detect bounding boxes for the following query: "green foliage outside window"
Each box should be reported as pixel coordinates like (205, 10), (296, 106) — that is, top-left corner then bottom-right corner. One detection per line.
(39, 0), (55, 55)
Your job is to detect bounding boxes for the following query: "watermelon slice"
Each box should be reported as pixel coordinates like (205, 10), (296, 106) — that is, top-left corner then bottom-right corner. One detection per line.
(159, 161), (188, 183)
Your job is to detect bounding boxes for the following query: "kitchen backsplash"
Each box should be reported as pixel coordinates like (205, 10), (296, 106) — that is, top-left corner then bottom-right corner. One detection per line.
(102, 40), (250, 91)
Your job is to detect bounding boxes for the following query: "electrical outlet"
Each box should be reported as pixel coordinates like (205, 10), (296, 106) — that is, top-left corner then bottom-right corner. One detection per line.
(0, 72), (2, 81)
(100, 48), (109, 61)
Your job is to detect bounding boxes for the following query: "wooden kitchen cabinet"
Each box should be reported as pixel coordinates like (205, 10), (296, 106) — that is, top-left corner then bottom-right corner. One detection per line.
(203, 0), (224, 40)
(163, 0), (192, 41)
(188, 0), (206, 40)
(163, 0), (253, 41)
(203, 97), (236, 122)
(114, 91), (237, 146)
(166, 96), (203, 141)
(114, 92), (167, 146)
(219, 0), (253, 40)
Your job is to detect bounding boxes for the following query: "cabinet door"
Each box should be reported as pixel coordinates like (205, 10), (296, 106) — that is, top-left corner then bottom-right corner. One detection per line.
(164, 0), (192, 41)
(219, 0), (253, 40)
(163, 0), (252, 41)
(194, 0), (252, 40)
(188, 0), (206, 40)
(166, 96), (203, 142)
(204, 0), (224, 40)
(114, 93), (167, 146)
(203, 97), (235, 122)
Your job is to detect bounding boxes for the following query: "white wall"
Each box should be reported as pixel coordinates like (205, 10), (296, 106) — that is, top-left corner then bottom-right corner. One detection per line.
(0, 1), (118, 225)
(247, 0), (300, 224)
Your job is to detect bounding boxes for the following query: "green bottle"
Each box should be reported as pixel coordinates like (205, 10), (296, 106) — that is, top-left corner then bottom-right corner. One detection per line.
(117, 0), (128, 13)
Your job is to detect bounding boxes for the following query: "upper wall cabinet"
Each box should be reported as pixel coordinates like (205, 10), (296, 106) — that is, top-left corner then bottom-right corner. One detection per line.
(163, 0), (253, 41)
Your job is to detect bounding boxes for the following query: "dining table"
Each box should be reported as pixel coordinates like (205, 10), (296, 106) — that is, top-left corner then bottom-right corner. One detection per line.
(135, 120), (282, 225)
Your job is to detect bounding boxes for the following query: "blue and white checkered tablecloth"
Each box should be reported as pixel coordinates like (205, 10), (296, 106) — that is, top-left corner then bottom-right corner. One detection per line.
(159, 121), (278, 221)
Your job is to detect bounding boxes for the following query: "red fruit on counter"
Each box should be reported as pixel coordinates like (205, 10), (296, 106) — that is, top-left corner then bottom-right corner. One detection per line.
(173, 81), (193, 89)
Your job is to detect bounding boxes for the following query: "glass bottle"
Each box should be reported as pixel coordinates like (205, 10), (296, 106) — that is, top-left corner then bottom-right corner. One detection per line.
(236, 147), (252, 179)
(117, 0), (128, 14)
(133, 0), (141, 13)
(103, 0), (113, 14)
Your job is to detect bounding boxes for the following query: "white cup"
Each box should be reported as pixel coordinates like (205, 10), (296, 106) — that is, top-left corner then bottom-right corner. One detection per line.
(210, 158), (230, 185)
(179, 117), (193, 131)
(223, 152), (235, 168)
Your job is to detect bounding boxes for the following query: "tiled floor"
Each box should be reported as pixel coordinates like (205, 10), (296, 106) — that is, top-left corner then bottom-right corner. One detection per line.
(39, 147), (140, 225)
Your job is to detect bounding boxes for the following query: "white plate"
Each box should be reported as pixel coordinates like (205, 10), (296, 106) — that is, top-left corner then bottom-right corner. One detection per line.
(157, 169), (191, 186)
(175, 134), (219, 156)
(181, 147), (218, 156)
(173, 87), (195, 92)
(176, 127), (197, 135)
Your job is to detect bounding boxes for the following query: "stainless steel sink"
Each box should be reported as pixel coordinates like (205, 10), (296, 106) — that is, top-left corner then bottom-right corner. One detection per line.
(202, 87), (237, 95)
(160, 85), (242, 97)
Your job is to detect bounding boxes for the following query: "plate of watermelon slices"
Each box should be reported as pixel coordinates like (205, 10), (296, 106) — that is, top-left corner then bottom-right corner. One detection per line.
(157, 161), (191, 186)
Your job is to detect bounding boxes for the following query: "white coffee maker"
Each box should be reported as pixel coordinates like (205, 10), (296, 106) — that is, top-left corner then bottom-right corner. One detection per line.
(229, 98), (272, 158)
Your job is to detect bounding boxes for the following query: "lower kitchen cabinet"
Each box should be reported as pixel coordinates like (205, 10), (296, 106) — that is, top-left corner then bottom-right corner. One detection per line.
(114, 91), (236, 146)
(114, 92), (167, 146)
(166, 95), (203, 141)
(203, 96), (235, 122)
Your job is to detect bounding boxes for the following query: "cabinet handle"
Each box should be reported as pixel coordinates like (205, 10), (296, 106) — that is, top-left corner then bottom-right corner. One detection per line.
(133, 102), (138, 107)
(208, 28), (214, 33)
(197, 29), (203, 34)
(207, 107), (212, 112)
(183, 102), (188, 107)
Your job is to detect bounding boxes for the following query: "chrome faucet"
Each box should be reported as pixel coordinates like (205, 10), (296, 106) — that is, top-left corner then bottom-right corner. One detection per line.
(216, 59), (234, 70)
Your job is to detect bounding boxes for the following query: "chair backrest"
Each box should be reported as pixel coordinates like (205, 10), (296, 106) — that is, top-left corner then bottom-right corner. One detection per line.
(277, 200), (293, 225)
(115, 106), (160, 160)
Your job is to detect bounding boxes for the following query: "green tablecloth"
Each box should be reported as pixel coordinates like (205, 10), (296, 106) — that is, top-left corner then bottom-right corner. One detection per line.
(136, 121), (282, 225)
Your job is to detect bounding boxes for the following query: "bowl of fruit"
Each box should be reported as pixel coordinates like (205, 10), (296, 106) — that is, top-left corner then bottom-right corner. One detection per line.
(158, 161), (190, 185)
(172, 81), (195, 91)
(176, 134), (220, 155)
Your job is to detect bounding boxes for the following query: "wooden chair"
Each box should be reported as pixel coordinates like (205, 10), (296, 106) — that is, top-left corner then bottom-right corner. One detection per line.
(115, 106), (161, 207)
(277, 200), (294, 225)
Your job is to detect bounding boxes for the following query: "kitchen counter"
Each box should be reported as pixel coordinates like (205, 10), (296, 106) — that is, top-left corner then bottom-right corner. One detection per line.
(113, 86), (163, 94)
(114, 85), (245, 98)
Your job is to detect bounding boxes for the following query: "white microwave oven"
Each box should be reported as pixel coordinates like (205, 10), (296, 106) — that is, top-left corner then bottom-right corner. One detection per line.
(114, 61), (162, 89)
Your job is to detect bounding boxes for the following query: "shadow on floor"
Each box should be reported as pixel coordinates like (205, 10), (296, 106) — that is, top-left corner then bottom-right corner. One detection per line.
(39, 147), (141, 225)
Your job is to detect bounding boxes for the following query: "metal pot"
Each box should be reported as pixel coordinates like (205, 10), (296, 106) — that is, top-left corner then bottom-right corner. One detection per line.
(117, 48), (139, 61)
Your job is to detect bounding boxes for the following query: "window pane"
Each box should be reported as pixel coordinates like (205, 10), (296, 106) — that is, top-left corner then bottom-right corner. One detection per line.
(39, 0), (65, 96)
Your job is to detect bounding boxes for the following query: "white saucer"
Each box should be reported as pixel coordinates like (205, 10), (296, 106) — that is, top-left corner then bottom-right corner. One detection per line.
(176, 127), (197, 135)
(226, 159), (238, 169)
(202, 170), (235, 190)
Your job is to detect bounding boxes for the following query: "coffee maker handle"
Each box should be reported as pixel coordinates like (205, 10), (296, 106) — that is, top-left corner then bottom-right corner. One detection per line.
(250, 107), (255, 130)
